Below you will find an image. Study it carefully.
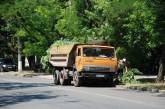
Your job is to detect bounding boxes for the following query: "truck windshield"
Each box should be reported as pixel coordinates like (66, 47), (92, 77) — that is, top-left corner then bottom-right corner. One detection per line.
(83, 47), (114, 58)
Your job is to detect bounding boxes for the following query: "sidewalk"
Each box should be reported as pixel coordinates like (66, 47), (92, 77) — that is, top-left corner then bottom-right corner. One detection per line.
(0, 71), (53, 80)
(135, 75), (158, 80)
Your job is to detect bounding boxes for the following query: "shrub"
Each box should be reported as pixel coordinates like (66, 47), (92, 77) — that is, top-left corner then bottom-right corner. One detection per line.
(116, 47), (127, 59)
(40, 49), (54, 74)
(121, 68), (142, 84)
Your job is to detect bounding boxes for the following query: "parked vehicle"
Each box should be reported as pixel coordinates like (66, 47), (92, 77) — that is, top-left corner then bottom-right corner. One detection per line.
(49, 44), (118, 87)
(0, 58), (17, 72)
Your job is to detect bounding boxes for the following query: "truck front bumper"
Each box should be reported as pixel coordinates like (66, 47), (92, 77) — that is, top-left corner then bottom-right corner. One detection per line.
(80, 72), (116, 79)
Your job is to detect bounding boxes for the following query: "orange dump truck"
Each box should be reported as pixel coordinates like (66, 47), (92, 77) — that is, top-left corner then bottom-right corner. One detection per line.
(49, 44), (118, 87)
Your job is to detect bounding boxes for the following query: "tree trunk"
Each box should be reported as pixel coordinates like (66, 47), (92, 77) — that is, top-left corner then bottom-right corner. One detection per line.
(27, 56), (35, 70)
(22, 56), (25, 70)
(34, 56), (41, 72)
(156, 60), (164, 82)
(156, 46), (165, 82)
(17, 36), (22, 72)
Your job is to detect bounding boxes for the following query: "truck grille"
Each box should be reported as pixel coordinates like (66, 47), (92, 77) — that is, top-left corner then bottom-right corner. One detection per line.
(83, 66), (113, 72)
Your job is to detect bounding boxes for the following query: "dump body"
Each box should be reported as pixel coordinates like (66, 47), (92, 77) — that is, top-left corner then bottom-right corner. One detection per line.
(49, 44), (77, 67)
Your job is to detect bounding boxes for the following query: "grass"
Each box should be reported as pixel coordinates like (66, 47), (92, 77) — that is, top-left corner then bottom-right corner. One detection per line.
(126, 83), (165, 90)
(125, 78), (165, 90)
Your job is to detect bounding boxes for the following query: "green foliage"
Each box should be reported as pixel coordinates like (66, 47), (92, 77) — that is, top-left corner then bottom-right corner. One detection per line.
(56, 0), (82, 38)
(51, 39), (78, 46)
(1, 0), (165, 75)
(122, 69), (134, 84)
(107, 0), (164, 72)
(40, 48), (54, 74)
(1, 0), (62, 57)
(124, 1), (157, 48)
(23, 40), (46, 56)
(121, 68), (142, 84)
(41, 53), (49, 70)
(16, 29), (27, 37)
(116, 47), (127, 59)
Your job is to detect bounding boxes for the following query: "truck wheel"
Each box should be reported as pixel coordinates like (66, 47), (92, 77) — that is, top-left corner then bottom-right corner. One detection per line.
(73, 72), (82, 87)
(59, 71), (67, 85)
(53, 70), (60, 85)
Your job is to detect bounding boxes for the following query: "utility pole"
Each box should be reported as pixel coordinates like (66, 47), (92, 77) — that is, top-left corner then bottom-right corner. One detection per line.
(17, 36), (22, 72)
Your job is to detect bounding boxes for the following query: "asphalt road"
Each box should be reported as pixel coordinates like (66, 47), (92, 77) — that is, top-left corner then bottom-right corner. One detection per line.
(0, 74), (165, 109)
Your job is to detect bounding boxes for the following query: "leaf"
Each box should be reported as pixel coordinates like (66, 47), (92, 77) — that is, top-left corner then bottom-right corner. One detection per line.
(16, 29), (26, 37)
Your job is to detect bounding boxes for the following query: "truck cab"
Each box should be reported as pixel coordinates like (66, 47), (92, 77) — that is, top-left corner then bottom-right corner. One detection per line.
(75, 45), (118, 80)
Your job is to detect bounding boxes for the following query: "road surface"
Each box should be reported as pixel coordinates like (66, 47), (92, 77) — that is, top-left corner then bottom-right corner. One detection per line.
(0, 74), (165, 109)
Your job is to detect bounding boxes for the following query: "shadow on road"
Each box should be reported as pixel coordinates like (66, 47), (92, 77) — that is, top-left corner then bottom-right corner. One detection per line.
(0, 91), (67, 107)
(81, 81), (116, 88)
(0, 82), (51, 90)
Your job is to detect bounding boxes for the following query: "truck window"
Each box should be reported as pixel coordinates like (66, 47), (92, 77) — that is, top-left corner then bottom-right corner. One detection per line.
(83, 47), (114, 58)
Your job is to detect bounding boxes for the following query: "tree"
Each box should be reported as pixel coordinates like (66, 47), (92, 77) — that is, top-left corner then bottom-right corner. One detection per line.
(120, 1), (157, 71)
(150, 0), (165, 82)
(0, 0), (165, 78)
(0, 0), (62, 69)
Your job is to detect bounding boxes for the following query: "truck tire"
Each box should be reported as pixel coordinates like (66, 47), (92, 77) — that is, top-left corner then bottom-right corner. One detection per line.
(59, 71), (68, 85)
(73, 71), (82, 87)
(53, 70), (60, 85)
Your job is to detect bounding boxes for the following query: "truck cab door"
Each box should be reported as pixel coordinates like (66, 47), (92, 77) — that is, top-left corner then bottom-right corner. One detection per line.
(75, 48), (82, 72)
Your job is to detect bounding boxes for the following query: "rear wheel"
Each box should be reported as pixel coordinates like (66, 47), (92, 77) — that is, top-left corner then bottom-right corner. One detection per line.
(59, 71), (68, 85)
(53, 70), (60, 85)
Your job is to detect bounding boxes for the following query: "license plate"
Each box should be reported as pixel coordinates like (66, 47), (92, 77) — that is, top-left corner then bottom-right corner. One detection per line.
(96, 74), (105, 77)
(8, 67), (12, 68)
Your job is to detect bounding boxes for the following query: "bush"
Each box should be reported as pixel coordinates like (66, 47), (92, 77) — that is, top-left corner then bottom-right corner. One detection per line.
(116, 47), (127, 59)
(121, 68), (142, 84)
(41, 55), (54, 74)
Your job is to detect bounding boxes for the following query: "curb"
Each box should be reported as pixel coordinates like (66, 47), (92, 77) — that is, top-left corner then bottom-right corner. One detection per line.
(159, 90), (165, 94)
(126, 85), (165, 94)
(115, 85), (126, 90)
